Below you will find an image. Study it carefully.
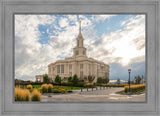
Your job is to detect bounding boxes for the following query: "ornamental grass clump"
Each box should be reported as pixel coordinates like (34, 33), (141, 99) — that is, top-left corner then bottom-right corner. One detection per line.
(27, 84), (33, 92)
(27, 84), (32, 89)
(41, 84), (48, 93)
(101, 84), (107, 87)
(124, 84), (145, 93)
(48, 84), (53, 93)
(15, 87), (30, 101)
(85, 83), (94, 87)
(31, 89), (41, 101)
(106, 84), (127, 87)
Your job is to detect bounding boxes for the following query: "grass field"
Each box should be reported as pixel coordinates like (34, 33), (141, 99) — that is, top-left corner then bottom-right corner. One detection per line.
(24, 85), (86, 90)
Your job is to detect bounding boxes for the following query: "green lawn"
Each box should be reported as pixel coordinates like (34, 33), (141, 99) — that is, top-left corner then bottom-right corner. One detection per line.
(25, 85), (86, 90)
(53, 86), (86, 90)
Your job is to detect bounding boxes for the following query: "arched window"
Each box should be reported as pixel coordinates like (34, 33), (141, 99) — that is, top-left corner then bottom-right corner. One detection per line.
(78, 40), (79, 47)
(76, 50), (79, 55)
(61, 65), (64, 73)
(83, 50), (85, 55)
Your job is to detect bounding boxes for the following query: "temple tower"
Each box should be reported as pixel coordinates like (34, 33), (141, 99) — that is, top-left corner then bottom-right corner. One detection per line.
(73, 21), (87, 57)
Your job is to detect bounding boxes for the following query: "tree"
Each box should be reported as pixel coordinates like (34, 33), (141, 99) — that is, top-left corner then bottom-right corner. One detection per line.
(55, 75), (61, 84)
(135, 75), (142, 84)
(104, 78), (109, 84)
(116, 78), (120, 84)
(15, 79), (21, 85)
(88, 75), (95, 83)
(97, 77), (109, 84)
(97, 77), (103, 84)
(72, 74), (79, 86)
(43, 74), (50, 83)
(67, 76), (72, 83)
(130, 81), (135, 84)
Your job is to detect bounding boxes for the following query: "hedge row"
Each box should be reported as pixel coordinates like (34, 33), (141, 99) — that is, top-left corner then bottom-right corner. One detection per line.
(17, 82), (87, 87)
(38, 84), (67, 94)
(124, 84), (145, 93)
(98, 84), (128, 87)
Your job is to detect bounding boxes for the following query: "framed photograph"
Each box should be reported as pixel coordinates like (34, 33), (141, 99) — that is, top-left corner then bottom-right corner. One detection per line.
(0, 0), (159, 116)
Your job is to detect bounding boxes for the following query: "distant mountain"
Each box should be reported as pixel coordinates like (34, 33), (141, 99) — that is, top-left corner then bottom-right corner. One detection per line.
(109, 80), (127, 84)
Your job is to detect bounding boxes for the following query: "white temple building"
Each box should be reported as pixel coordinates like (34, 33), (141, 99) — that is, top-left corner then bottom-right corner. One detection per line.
(36, 21), (109, 83)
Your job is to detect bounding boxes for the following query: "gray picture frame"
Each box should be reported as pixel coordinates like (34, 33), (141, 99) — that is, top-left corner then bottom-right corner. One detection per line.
(0, 0), (159, 116)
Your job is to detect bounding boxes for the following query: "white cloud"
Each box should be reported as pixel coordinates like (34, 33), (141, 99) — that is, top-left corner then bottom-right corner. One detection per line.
(109, 80), (127, 83)
(86, 15), (145, 66)
(67, 15), (77, 23)
(15, 15), (56, 80)
(15, 15), (90, 80)
(15, 14), (145, 81)
(58, 17), (69, 28)
(92, 15), (116, 22)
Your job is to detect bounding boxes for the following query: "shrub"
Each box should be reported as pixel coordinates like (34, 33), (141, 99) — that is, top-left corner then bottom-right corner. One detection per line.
(43, 74), (50, 83)
(97, 77), (109, 84)
(52, 89), (59, 93)
(41, 84), (48, 93)
(66, 82), (73, 86)
(15, 87), (30, 101)
(85, 83), (94, 87)
(55, 75), (61, 84)
(38, 88), (42, 92)
(52, 87), (67, 94)
(101, 84), (107, 87)
(124, 84), (145, 93)
(27, 84), (32, 89)
(106, 84), (127, 87)
(72, 74), (78, 86)
(27, 84), (33, 92)
(48, 84), (53, 93)
(61, 82), (67, 86)
(31, 89), (41, 101)
(59, 88), (67, 94)
(67, 76), (72, 83)
(76, 82), (86, 87)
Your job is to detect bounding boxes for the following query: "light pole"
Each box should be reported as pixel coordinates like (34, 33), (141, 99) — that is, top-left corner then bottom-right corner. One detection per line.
(128, 69), (131, 94)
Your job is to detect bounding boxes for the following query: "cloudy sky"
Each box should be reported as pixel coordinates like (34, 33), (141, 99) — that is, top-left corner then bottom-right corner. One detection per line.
(15, 14), (145, 82)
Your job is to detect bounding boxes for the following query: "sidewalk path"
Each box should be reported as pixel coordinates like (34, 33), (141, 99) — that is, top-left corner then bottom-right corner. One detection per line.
(41, 87), (146, 102)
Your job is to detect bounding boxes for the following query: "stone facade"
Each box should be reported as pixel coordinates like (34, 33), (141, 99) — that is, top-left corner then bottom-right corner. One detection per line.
(35, 75), (43, 82)
(36, 21), (109, 83)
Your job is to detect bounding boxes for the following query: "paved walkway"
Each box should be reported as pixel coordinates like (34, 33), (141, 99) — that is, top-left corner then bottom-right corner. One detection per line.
(41, 87), (146, 102)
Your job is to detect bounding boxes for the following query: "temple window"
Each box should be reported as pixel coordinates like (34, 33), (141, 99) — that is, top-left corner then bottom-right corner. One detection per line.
(57, 65), (60, 73)
(78, 40), (79, 47)
(83, 50), (85, 55)
(61, 65), (64, 73)
(69, 64), (72, 69)
(69, 72), (72, 76)
(80, 64), (83, 69)
(80, 71), (83, 78)
(76, 50), (79, 55)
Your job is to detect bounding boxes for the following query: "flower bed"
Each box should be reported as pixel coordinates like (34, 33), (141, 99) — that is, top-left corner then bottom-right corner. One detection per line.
(39, 84), (67, 94)
(52, 87), (67, 94)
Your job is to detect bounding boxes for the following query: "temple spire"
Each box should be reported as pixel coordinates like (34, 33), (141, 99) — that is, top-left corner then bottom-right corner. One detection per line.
(79, 20), (81, 34)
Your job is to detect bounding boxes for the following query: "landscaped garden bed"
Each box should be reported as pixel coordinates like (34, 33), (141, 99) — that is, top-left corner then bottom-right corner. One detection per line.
(116, 84), (146, 94)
